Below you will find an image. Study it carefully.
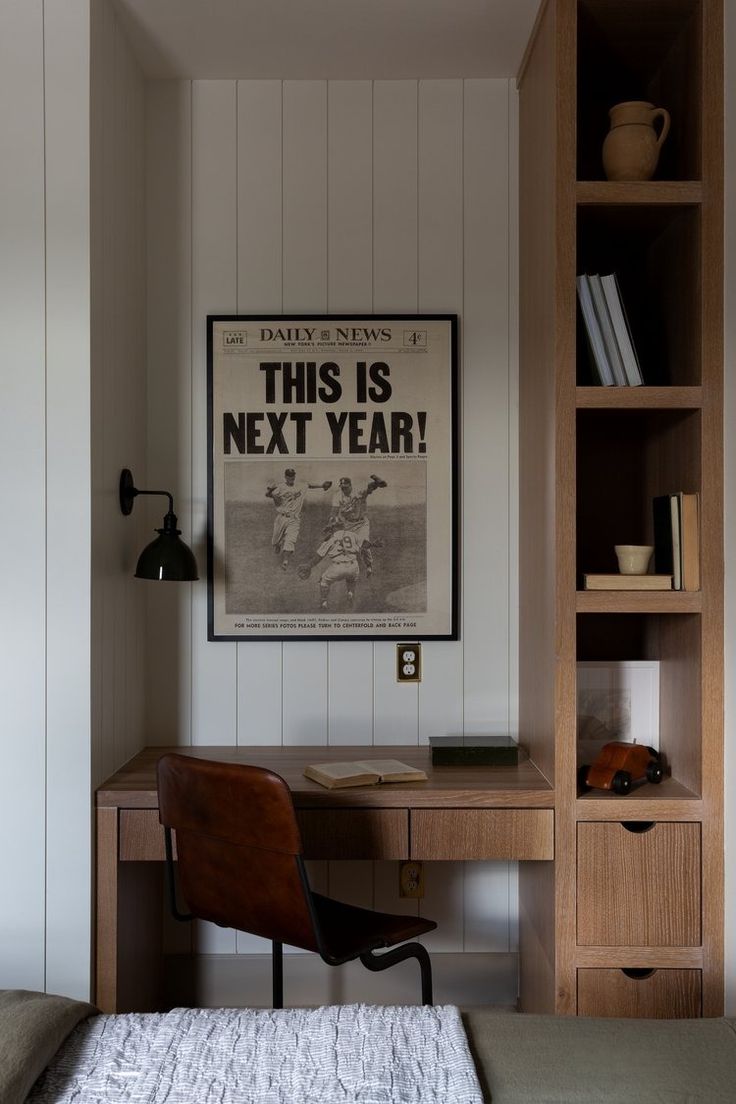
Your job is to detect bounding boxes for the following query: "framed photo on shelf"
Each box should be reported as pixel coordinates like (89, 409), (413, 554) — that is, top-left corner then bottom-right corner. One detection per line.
(577, 660), (660, 761)
(207, 314), (458, 641)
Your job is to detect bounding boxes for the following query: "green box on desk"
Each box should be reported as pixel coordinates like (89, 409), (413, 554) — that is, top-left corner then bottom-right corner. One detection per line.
(429, 735), (525, 766)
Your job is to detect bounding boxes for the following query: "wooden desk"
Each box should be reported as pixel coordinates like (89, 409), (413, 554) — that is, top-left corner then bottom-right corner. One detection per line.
(96, 745), (554, 1012)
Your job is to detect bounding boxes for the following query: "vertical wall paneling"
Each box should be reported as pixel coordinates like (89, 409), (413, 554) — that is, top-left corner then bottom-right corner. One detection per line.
(146, 81), (194, 745)
(373, 81), (419, 312)
(91, 0), (147, 783)
(191, 81), (238, 751)
(372, 81), (421, 747)
(44, 0), (92, 998)
(191, 80), (238, 954)
(235, 80), (284, 748)
(416, 79), (464, 746)
(281, 81), (329, 749)
(414, 80), (465, 949)
(463, 80), (511, 735)
(371, 80), (419, 917)
(0, 0), (46, 990)
(326, 80), (375, 748)
(461, 79), (514, 953)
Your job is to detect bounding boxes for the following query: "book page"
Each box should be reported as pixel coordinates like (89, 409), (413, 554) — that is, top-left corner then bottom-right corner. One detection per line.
(353, 759), (427, 781)
(306, 761), (380, 782)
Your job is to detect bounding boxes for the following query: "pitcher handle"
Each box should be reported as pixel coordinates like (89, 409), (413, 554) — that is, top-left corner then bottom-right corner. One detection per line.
(652, 107), (671, 149)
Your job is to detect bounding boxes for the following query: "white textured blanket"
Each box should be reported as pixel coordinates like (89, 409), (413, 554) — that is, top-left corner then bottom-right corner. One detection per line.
(28, 1004), (482, 1104)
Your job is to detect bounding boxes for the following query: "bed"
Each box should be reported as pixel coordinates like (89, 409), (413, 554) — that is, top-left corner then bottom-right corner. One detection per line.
(5, 990), (736, 1103)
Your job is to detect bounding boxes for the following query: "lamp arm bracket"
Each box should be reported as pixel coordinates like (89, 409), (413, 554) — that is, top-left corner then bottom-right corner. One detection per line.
(119, 469), (174, 517)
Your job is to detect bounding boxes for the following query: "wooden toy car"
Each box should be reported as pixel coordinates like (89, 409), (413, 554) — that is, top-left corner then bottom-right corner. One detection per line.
(578, 741), (664, 795)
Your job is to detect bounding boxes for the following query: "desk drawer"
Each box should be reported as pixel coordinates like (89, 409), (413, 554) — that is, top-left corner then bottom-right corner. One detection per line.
(577, 968), (702, 1018)
(120, 810), (170, 861)
(577, 823), (701, 946)
(411, 809), (554, 860)
(118, 808), (409, 862)
(296, 810), (408, 859)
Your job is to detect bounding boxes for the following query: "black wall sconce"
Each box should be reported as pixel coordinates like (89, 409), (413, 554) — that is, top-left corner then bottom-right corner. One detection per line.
(119, 469), (198, 581)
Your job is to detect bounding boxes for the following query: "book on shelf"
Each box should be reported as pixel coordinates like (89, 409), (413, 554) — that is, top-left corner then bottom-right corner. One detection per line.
(653, 492), (700, 592)
(576, 274), (615, 386)
(600, 272), (643, 386)
(576, 271), (643, 386)
(583, 574), (673, 590)
(303, 759), (428, 790)
(588, 275), (628, 386)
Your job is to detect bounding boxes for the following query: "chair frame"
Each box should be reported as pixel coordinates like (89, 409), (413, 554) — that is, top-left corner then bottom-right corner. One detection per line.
(162, 824), (433, 1007)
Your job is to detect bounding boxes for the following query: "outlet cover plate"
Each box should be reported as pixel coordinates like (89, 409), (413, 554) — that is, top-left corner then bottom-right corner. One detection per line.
(396, 642), (421, 682)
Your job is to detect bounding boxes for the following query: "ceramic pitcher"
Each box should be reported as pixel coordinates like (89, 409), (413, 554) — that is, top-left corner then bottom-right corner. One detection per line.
(602, 101), (671, 181)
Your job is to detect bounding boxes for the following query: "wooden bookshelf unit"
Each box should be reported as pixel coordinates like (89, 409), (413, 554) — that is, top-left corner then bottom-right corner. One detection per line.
(518, 0), (723, 1016)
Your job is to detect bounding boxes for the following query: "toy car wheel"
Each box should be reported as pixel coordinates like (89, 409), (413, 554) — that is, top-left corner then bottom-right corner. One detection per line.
(578, 765), (591, 790)
(611, 770), (631, 795)
(646, 760), (664, 784)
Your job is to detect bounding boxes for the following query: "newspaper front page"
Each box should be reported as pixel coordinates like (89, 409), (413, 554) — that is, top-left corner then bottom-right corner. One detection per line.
(207, 316), (457, 639)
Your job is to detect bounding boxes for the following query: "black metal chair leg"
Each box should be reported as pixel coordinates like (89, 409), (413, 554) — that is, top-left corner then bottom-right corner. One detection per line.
(272, 940), (283, 1008)
(359, 942), (433, 1006)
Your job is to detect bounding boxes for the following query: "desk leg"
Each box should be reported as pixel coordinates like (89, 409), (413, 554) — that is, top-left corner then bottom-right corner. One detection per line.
(96, 807), (120, 1012)
(95, 807), (164, 1012)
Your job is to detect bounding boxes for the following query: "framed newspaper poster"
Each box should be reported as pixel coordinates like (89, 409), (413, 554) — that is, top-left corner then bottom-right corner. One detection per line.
(207, 314), (458, 640)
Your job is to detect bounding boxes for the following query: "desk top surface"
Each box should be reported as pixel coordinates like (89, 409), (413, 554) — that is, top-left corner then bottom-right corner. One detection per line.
(97, 744), (554, 810)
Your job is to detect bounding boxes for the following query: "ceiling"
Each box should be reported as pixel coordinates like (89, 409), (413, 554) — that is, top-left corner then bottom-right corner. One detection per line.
(111, 0), (542, 80)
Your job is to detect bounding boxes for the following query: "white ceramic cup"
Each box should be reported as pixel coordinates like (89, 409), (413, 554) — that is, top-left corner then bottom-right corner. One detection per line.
(615, 544), (654, 575)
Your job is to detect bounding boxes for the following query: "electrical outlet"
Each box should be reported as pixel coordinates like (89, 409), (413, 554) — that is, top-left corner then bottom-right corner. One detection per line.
(399, 861), (424, 899)
(396, 642), (421, 682)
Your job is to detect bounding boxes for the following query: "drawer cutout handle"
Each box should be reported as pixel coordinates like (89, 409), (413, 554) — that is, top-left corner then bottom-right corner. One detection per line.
(620, 821), (655, 834)
(621, 968), (656, 980)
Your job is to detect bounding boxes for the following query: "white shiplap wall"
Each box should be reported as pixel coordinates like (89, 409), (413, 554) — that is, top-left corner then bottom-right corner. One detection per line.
(0, 0), (94, 999)
(146, 77), (519, 1000)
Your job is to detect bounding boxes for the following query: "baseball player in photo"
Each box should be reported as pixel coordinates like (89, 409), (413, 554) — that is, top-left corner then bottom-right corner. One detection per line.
(265, 468), (332, 570)
(325, 473), (387, 575)
(297, 528), (362, 610)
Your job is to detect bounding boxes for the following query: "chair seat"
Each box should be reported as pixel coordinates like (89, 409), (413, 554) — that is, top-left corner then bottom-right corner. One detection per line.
(312, 893), (437, 963)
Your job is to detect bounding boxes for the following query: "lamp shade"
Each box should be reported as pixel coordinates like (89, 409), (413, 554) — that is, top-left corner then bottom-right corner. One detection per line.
(135, 522), (199, 581)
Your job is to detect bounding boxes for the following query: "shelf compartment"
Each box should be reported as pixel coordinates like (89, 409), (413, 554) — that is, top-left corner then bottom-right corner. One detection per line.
(577, 821), (701, 947)
(576, 385), (702, 409)
(577, 967), (701, 1018)
(576, 612), (703, 798)
(576, 408), (701, 578)
(577, 0), (702, 182)
(576, 205), (701, 386)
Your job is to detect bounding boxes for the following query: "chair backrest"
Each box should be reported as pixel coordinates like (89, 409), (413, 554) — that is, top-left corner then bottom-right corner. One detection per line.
(157, 753), (319, 952)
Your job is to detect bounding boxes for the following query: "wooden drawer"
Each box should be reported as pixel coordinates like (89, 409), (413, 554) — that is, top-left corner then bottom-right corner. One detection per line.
(578, 968), (702, 1018)
(120, 809), (169, 860)
(577, 822), (701, 947)
(411, 809), (554, 860)
(296, 810), (408, 859)
(119, 808), (408, 861)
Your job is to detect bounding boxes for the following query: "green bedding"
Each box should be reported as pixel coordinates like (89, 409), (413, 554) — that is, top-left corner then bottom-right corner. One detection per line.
(0, 989), (95, 1104)
(463, 1009), (736, 1104)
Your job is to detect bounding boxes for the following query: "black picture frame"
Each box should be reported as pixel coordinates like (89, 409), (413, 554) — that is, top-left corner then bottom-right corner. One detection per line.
(207, 314), (458, 641)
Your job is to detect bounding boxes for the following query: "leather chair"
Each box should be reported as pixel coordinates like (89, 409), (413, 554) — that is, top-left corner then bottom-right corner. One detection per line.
(157, 753), (437, 1007)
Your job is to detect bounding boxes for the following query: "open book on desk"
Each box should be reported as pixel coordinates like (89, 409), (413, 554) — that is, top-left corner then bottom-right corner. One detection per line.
(303, 759), (428, 790)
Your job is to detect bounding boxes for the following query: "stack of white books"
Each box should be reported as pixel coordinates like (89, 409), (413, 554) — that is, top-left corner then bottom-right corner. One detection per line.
(576, 272), (644, 387)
